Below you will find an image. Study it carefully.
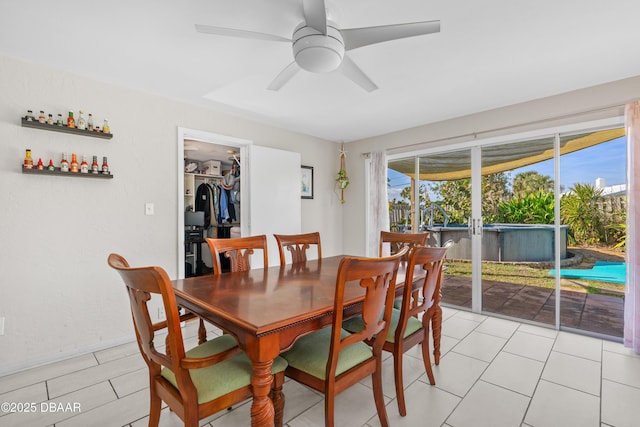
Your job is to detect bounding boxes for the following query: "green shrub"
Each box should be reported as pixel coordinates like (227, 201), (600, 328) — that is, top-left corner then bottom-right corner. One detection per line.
(498, 190), (554, 224)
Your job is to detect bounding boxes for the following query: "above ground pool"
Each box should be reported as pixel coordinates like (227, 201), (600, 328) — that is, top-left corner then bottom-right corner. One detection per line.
(426, 224), (568, 262)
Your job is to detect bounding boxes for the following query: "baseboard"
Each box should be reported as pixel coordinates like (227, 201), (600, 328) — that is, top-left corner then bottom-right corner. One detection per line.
(0, 334), (137, 377)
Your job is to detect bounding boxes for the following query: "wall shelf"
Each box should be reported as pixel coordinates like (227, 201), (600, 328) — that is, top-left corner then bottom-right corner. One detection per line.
(21, 118), (113, 139)
(22, 166), (113, 179)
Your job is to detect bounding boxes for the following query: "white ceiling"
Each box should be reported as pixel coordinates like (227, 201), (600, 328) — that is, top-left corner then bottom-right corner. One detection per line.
(2, 0), (640, 142)
(184, 138), (239, 164)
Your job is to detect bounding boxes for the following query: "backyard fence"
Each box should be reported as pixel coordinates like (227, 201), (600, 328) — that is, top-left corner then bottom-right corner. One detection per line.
(389, 204), (411, 230)
(597, 195), (626, 222)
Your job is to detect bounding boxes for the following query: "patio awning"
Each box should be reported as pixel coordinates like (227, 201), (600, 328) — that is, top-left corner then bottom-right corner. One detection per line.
(389, 128), (625, 181)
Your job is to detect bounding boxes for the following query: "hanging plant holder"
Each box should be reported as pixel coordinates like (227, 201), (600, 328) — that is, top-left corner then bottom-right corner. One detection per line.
(336, 143), (349, 204)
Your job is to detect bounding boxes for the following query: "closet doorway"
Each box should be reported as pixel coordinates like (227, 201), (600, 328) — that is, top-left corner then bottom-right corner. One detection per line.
(177, 127), (302, 279)
(177, 127), (251, 279)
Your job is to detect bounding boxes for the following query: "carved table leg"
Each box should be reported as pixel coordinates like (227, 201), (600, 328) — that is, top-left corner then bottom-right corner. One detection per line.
(431, 304), (443, 365)
(250, 360), (275, 427)
(270, 373), (285, 427)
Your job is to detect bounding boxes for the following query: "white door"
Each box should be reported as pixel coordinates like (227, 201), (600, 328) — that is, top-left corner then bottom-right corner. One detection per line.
(248, 145), (301, 267)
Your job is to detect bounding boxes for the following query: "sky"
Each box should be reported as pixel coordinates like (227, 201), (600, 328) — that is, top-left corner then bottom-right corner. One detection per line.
(388, 136), (627, 201)
(516, 136), (626, 190)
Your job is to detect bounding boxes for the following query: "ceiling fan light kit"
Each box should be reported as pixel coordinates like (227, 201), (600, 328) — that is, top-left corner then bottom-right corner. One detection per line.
(292, 23), (344, 73)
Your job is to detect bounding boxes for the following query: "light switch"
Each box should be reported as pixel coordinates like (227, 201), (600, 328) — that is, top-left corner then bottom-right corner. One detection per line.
(145, 202), (155, 216)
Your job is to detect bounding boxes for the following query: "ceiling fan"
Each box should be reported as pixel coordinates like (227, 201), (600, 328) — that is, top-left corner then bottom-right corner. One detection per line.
(195, 0), (440, 92)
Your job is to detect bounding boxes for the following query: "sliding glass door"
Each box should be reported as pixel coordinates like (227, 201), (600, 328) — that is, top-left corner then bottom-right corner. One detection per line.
(557, 134), (627, 336)
(387, 125), (626, 338)
(479, 138), (557, 326)
(389, 148), (476, 311)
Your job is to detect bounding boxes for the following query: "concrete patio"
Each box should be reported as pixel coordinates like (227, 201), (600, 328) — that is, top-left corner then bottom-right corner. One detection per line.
(441, 275), (624, 338)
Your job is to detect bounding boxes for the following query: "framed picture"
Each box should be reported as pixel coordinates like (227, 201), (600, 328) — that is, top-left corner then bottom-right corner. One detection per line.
(301, 165), (314, 199)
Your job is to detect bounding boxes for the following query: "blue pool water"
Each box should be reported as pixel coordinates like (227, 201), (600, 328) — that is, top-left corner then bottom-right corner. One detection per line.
(549, 261), (626, 284)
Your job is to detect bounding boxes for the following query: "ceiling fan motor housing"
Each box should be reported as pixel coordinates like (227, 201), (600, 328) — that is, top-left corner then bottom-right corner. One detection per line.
(292, 22), (345, 73)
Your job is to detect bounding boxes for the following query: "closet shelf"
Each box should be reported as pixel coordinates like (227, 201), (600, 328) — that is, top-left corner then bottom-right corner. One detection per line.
(187, 172), (223, 179)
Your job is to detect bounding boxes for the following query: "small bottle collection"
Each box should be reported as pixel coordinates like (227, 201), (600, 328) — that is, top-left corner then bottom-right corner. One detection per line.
(22, 108), (112, 177)
(25, 109), (111, 134)
(23, 148), (110, 175)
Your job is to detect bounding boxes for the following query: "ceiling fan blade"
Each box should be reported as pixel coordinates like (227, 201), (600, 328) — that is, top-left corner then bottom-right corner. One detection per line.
(195, 24), (290, 42)
(302, 0), (327, 34)
(338, 55), (378, 92)
(267, 62), (301, 91)
(342, 20), (440, 51)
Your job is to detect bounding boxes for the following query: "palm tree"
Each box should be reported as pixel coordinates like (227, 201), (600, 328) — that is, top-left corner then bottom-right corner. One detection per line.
(560, 183), (605, 245)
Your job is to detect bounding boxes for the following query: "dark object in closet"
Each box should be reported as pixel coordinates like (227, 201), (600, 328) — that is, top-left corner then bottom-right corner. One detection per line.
(196, 260), (213, 275)
(215, 225), (232, 272)
(185, 227), (205, 276)
(185, 262), (194, 277)
(226, 189), (237, 222)
(216, 225), (232, 239)
(195, 183), (214, 227)
(185, 211), (204, 227)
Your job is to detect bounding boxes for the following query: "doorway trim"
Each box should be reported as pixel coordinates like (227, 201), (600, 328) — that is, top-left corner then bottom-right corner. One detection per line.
(177, 127), (252, 279)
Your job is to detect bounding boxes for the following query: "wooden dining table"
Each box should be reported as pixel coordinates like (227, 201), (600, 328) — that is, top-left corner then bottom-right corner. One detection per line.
(172, 255), (422, 427)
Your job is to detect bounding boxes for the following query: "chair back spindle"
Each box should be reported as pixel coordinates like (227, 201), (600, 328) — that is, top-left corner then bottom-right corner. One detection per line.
(379, 230), (428, 260)
(274, 232), (322, 266)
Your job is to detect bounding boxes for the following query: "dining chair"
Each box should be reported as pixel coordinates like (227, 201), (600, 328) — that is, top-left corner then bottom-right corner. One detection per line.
(197, 235), (269, 343)
(431, 239), (454, 366)
(280, 247), (408, 427)
(343, 243), (450, 417)
(107, 253), (287, 427)
(379, 230), (428, 259)
(274, 231), (322, 266)
(206, 234), (269, 274)
(379, 230), (429, 310)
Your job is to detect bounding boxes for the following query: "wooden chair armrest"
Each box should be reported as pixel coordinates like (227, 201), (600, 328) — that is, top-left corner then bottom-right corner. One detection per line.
(180, 346), (241, 369)
(152, 312), (198, 332)
(152, 320), (168, 331)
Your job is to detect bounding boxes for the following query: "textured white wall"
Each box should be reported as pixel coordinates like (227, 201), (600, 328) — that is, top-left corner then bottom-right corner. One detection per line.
(0, 56), (343, 374)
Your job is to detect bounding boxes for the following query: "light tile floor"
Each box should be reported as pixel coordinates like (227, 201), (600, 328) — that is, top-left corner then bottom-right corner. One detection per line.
(2, 307), (640, 426)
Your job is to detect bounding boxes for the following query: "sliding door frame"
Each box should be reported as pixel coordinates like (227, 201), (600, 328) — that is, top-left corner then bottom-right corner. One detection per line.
(386, 116), (624, 328)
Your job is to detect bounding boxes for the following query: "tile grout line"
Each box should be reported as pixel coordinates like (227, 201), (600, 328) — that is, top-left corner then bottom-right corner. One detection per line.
(442, 313), (499, 426)
(520, 325), (560, 424)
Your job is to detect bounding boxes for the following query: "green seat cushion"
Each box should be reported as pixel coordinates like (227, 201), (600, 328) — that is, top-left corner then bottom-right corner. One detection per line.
(281, 327), (372, 380)
(342, 308), (423, 344)
(393, 295), (417, 309)
(161, 335), (288, 404)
